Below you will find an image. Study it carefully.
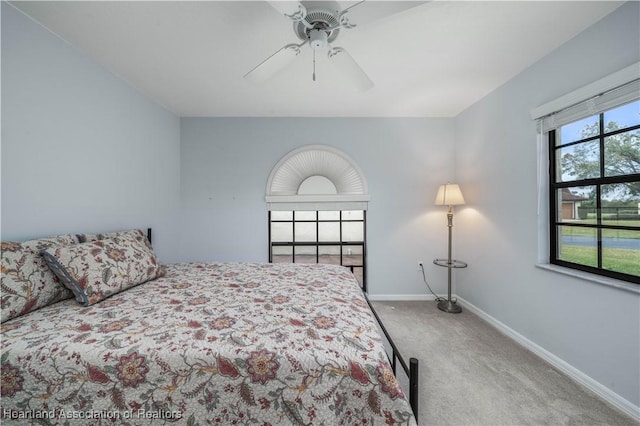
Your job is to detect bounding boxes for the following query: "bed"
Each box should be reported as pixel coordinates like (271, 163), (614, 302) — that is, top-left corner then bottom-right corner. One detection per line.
(1, 229), (418, 425)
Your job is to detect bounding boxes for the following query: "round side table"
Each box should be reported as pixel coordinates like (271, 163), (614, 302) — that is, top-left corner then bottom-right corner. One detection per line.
(433, 258), (467, 313)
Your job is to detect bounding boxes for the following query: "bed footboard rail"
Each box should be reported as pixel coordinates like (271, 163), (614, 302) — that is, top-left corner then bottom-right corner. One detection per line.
(364, 296), (419, 423)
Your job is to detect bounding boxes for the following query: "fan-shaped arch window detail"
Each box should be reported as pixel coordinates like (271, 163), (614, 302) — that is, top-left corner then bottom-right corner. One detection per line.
(265, 145), (369, 211)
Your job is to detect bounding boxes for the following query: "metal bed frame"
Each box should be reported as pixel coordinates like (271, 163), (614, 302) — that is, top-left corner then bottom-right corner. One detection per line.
(365, 295), (419, 421)
(146, 228), (420, 423)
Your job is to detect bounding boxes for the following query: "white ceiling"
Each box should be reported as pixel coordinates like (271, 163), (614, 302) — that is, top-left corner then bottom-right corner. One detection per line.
(10, 1), (624, 117)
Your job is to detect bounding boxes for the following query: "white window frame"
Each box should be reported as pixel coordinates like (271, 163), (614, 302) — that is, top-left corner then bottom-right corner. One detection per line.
(531, 62), (640, 293)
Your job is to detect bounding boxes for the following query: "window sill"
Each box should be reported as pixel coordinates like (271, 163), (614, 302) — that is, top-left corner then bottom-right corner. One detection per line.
(535, 263), (639, 294)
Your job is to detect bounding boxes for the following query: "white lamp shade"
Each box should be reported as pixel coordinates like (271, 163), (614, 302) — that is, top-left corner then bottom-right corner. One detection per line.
(435, 183), (465, 206)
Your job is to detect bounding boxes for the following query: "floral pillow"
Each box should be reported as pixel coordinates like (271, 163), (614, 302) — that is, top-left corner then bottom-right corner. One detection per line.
(1, 234), (78, 322)
(41, 232), (164, 307)
(77, 228), (152, 250)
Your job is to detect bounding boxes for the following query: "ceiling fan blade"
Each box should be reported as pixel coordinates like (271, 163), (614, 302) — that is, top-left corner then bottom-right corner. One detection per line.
(338, 1), (427, 28)
(244, 42), (306, 83)
(267, 1), (307, 21)
(327, 47), (373, 91)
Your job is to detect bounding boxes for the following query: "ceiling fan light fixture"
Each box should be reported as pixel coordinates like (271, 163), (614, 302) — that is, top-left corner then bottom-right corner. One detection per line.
(309, 29), (328, 50)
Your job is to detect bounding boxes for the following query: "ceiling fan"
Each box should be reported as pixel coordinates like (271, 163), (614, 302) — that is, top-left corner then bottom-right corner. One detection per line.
(244, 1), (423, 91)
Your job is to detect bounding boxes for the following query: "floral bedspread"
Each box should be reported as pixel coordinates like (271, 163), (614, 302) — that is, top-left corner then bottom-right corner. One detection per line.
(1, 263), (416, 425)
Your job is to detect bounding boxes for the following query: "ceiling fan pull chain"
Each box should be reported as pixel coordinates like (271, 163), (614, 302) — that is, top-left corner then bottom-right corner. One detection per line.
(313, 48), (317, 82)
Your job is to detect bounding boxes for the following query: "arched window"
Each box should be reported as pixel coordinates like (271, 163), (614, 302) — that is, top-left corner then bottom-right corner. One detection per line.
(266, 145), (370, 289)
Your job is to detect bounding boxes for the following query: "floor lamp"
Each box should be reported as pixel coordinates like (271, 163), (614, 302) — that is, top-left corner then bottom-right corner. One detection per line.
(434, 183), (467, 314)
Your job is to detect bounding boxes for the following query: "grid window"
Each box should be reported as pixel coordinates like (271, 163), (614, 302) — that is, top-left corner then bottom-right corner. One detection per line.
(269, 210), (367, 290)
(549, 99), (640, 283)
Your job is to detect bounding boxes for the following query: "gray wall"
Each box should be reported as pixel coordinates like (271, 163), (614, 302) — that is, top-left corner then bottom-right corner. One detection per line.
(180, 117), (456, 296)
(455, 1), (640, 408)
(1, 3), (182, 262)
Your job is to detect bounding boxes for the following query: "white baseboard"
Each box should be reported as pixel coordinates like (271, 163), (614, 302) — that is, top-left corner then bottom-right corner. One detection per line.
(457, 296), (640, 422)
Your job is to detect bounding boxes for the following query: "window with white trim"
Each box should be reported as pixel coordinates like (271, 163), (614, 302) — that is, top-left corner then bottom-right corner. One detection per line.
(265, 145), (370, 290)
(538, 76), (639, 284)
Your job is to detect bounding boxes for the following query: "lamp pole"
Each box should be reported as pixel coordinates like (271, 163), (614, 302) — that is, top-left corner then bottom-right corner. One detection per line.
(447, 206), (454, 304)
(437, 206), (462, 313)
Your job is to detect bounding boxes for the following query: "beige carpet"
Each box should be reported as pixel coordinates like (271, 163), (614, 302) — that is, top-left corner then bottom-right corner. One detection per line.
(371, 300), (637, 426)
